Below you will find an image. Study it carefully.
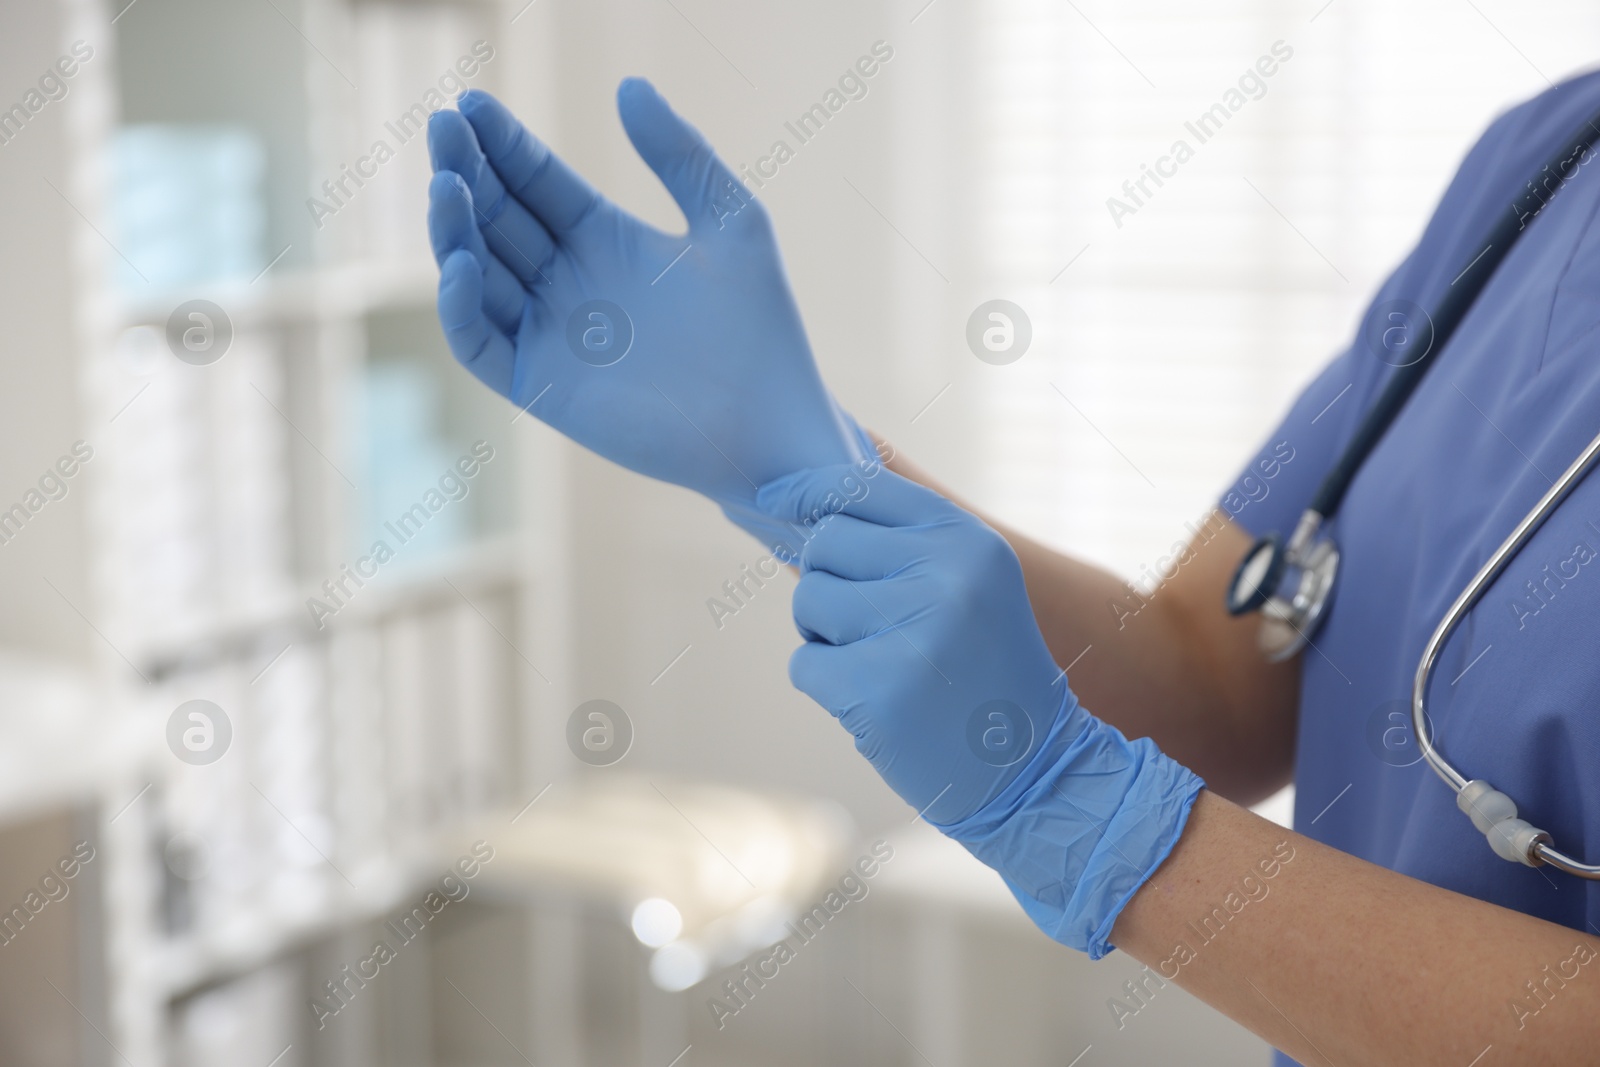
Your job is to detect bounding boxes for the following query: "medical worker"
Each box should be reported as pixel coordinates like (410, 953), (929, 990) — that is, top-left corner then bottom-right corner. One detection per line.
(425, 72), (1600, 1063)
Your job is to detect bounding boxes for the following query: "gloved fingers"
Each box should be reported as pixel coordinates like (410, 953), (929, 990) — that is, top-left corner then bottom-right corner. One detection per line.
(429, 109), (560, 289)
(757, 464), (955, 531)
(458, 88), (611, 237)
(617, 77), (758, 236)
(429, 171), (527, 335)
(788, 640), (859, 719)
(438, 248), (517, 396)
(792, 514), (913, 580)
(792, 571), (898, 645)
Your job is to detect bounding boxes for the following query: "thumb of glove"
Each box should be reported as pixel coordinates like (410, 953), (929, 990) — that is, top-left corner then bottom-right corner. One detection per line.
(617, 76), (755, 234)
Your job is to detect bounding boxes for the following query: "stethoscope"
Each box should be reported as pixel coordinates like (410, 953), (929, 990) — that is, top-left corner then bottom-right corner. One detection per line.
(1225, 104), (1600, 880)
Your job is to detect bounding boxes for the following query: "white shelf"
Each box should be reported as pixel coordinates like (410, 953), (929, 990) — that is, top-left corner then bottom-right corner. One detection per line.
(0, 655), (143, 828)
(104, 257), (441, 332)
(150, 855), (424, 1000)
(134, 532), (530, 680)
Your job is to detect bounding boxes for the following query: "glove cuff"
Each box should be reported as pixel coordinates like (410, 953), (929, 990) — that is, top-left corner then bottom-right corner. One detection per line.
(937, 704), (1205, 959)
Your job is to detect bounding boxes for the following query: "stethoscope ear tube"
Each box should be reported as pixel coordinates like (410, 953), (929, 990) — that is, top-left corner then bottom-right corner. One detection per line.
(1412, 423), (1600, 878)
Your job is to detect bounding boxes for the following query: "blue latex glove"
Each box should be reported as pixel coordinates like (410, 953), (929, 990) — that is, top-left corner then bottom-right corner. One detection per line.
(757, 465), (1205, 958)
(425, 83), (874, 548)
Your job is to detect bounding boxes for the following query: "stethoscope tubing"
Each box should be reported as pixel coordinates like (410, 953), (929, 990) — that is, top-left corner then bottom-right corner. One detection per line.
(1412, 423), (1600, 877)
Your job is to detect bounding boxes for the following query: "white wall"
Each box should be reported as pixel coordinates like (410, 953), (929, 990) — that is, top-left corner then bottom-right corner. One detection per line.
(0, 1), (93, 661)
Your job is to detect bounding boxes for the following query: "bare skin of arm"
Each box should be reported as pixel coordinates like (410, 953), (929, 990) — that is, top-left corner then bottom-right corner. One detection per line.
(880, 444), (1299, 805)
(1112, 791), (1600, 1064)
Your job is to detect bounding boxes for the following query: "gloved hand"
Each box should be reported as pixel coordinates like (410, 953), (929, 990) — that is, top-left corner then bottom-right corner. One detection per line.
(757, 465), (1205, 958)
(425, 83), (875, 548)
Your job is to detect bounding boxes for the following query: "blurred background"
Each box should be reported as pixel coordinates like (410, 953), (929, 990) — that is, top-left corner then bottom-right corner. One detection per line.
(1, 0), (1596, 1064)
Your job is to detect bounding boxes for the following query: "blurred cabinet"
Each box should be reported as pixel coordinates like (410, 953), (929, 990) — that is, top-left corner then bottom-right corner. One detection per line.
(45, 0), (568, 1064)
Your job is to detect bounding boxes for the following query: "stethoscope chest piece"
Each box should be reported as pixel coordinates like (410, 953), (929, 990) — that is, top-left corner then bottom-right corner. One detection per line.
(1226, 511), (1340, 662)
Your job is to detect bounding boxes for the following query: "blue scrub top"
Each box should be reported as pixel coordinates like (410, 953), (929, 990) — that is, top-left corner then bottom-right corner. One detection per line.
(1222, 71), (1600, 1067)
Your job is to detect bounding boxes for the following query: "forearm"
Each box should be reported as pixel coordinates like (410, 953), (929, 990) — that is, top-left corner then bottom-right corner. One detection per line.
(880, 444), (1296, 802)
(1112, 791), (1600, 1064)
